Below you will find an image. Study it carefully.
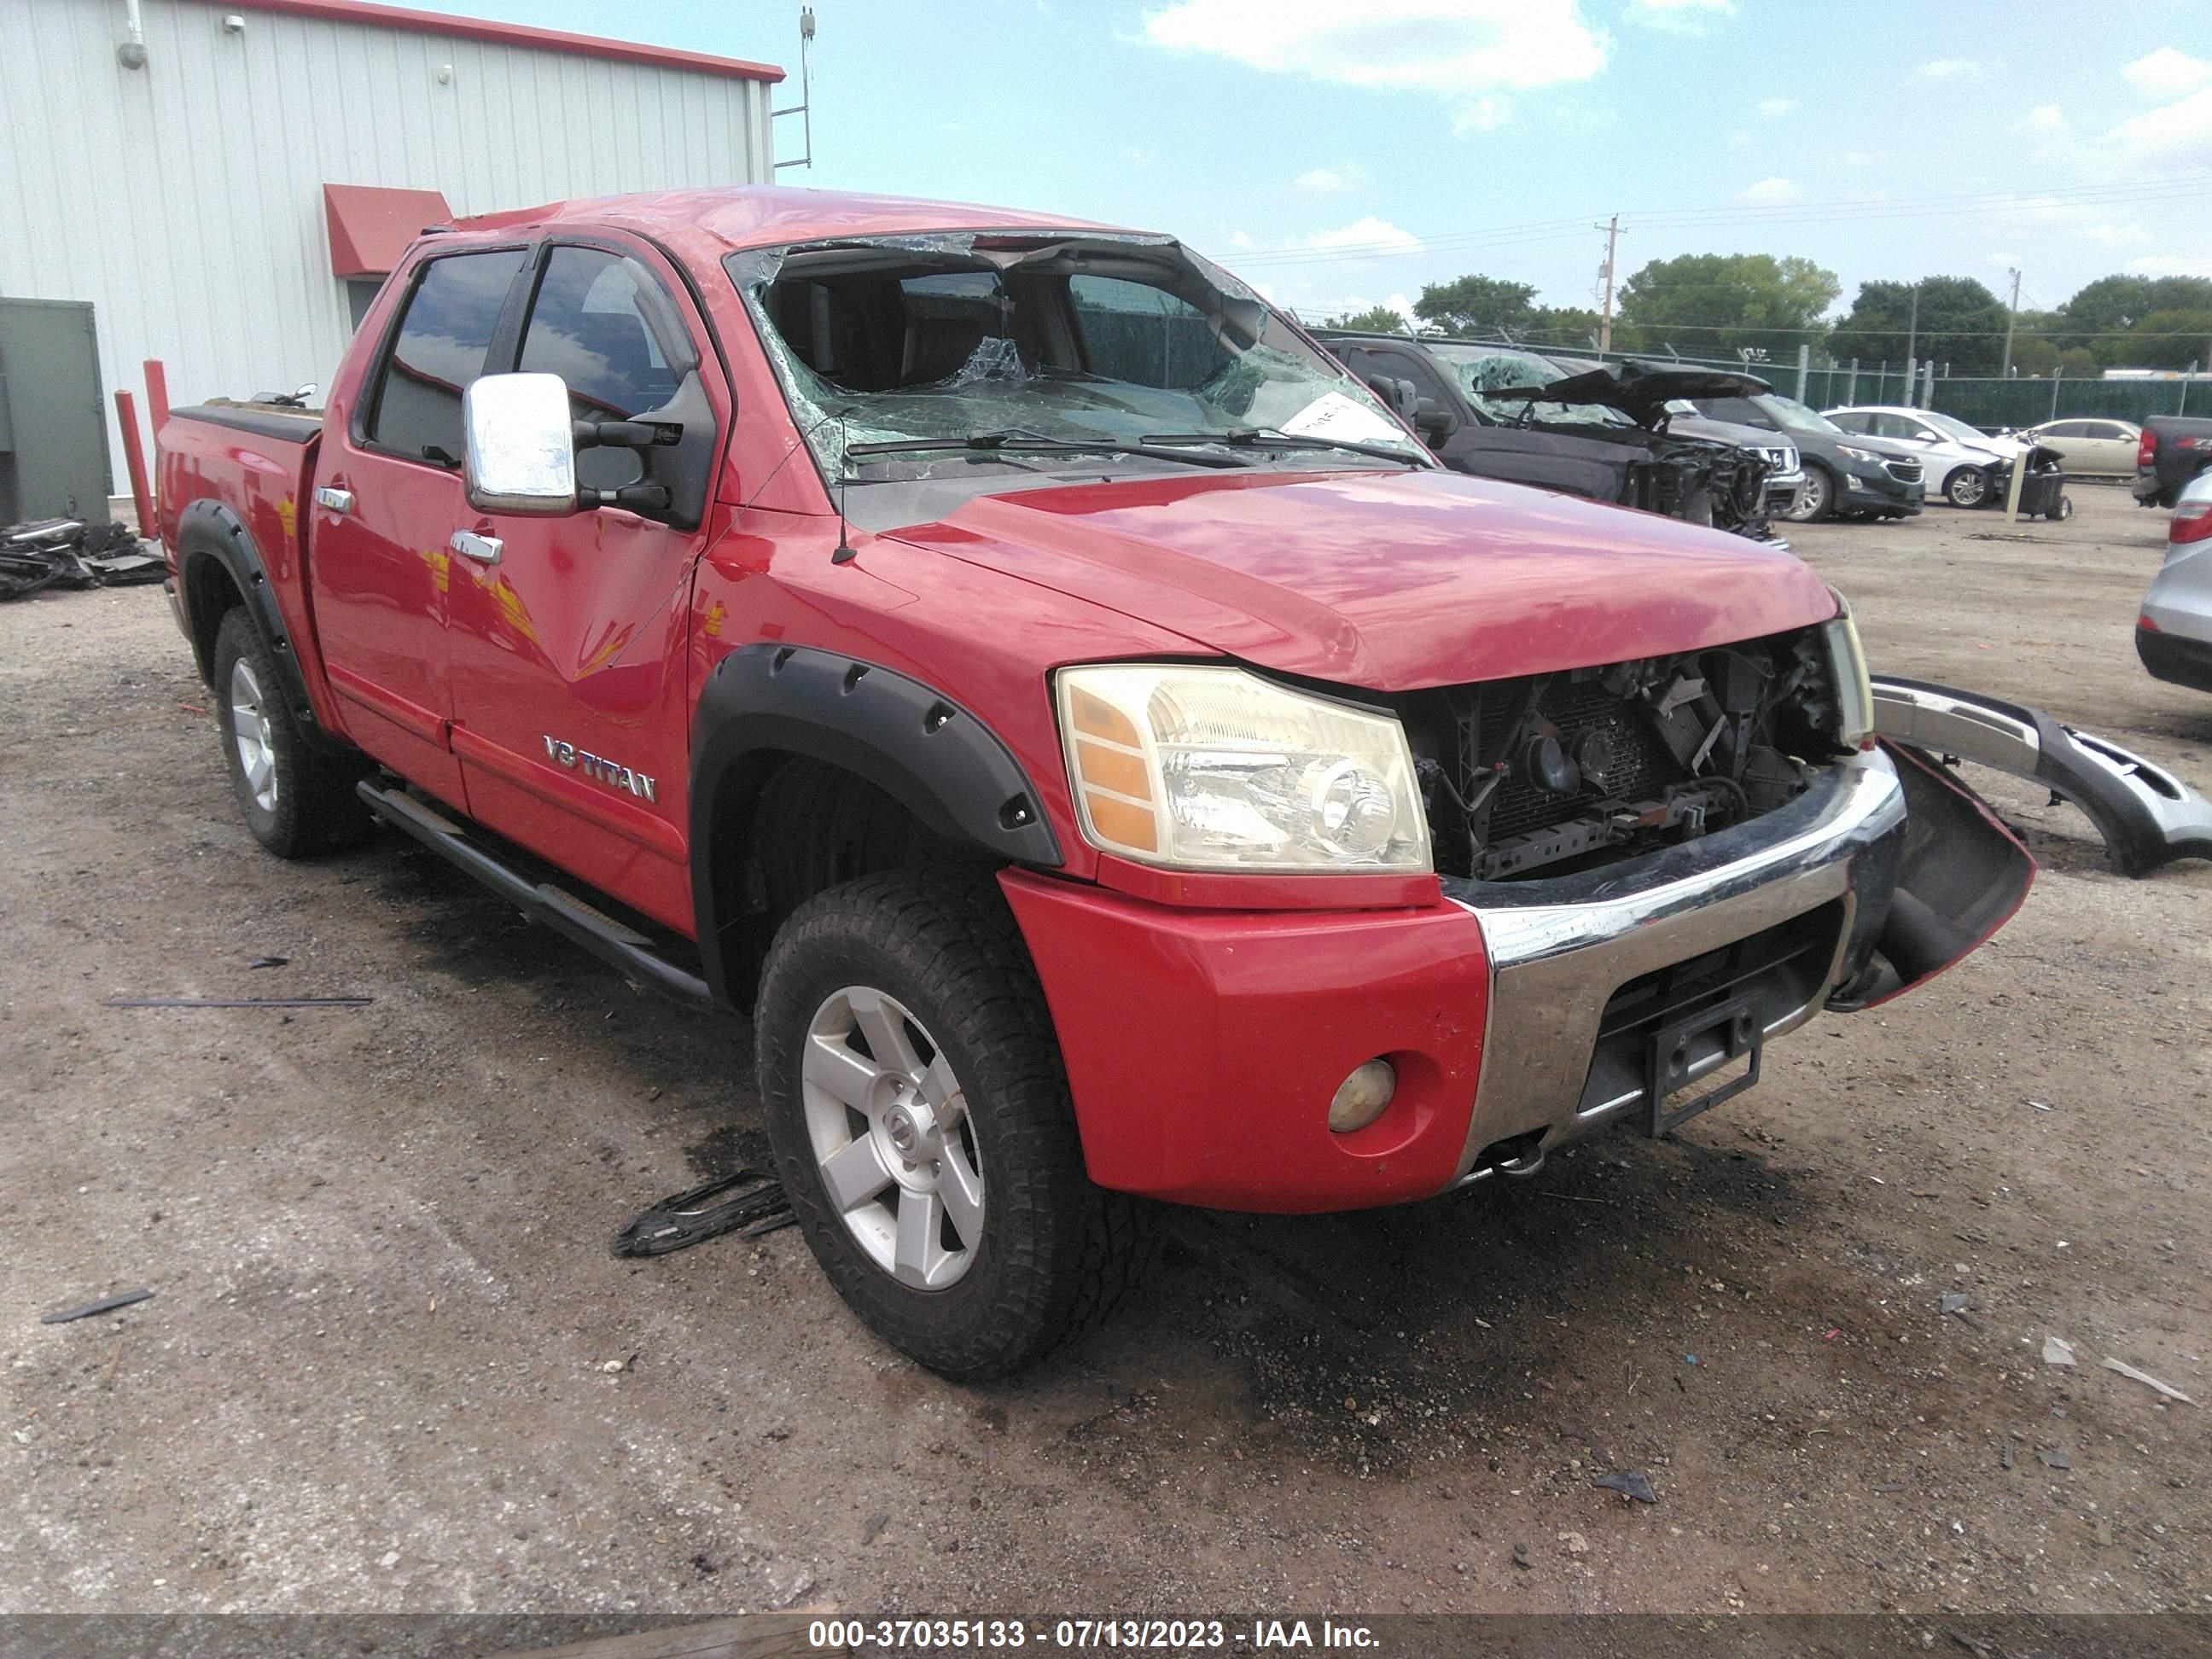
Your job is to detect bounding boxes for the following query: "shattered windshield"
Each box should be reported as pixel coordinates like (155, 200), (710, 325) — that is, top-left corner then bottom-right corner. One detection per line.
(1422, 343), (1632, 428)
(725, 235), (1427, 483)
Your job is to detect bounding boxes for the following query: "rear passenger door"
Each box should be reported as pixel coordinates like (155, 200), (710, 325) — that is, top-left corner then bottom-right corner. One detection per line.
(309, 245), (528, 801)
(443, 238), (725, 934)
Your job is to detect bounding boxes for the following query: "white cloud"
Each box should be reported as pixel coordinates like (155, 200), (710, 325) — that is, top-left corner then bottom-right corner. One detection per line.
(1913, 57), (1984, 81)
(1230, 229), (1254, 248)
(1140, 0), (1610, 97)
(1735, 177), (1804, 206)
(2126, 251), (2212, 277)
(1305, 216), (1425, 255)
(2110, 84), (2212, 163)
(1726, 128), (1751, 146)
(1294, 164), (1367, 193)
(2122, 46), (2212, 99)
(1756, 97), (1795, 117)
(1841, 148), (1876, 166)
(2082, 222), (2151, 248)
(1450, 95), (1513, 132)
(2021, 103), (2064, 131)
(1624, 0), (1735, 36)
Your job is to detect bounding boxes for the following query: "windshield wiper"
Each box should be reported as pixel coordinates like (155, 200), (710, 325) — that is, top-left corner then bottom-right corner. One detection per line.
(842, 430), (1249, 469)
(1140, 428), (1429, 466)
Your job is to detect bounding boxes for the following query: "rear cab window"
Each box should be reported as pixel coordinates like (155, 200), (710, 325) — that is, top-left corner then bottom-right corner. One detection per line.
(361, 249), (528, 467)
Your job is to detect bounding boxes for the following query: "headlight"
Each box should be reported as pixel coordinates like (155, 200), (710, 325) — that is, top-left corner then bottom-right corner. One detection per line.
(1840, 445), (1884, 466)
(1820, 591), (1876, 748)
(1056, 664), (1431, 872)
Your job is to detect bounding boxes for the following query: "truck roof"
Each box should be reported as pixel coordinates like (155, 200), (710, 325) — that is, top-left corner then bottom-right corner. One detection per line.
(456, 184), (1124, 253)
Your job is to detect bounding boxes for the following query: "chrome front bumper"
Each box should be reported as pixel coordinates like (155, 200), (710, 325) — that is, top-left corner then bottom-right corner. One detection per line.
(1442, 749), (1907, 1179)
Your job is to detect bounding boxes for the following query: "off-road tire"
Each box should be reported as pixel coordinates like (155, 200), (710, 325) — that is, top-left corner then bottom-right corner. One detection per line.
(755, 870), (1155, 1380)
(212, 608), (370, 857)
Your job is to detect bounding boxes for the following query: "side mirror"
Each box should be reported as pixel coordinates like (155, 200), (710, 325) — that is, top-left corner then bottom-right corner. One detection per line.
(1414, 397), (1459, 441)
(1364, 374), (1419, 419)
(463, 372), (578, 516)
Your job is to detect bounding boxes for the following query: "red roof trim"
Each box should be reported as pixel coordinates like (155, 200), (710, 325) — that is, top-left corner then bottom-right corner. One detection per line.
(199, 0), (784, 84)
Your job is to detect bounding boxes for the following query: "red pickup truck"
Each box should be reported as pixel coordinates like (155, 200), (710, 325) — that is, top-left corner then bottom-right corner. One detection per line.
(156, 186), (2032, 1379)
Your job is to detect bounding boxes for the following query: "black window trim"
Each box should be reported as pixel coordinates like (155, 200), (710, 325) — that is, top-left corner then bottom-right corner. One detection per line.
(350, 241), (535, 474)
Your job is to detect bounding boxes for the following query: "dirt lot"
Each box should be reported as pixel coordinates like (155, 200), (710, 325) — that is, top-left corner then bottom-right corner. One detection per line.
(3, 485), (2209, 1620)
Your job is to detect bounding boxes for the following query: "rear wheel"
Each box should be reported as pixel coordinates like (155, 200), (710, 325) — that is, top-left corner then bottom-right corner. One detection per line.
(1943, 465), (1990, 508)
(754, 870), (1154, 1379)
(212, 608), (370, 857)
(1782, 463), (1834, 523)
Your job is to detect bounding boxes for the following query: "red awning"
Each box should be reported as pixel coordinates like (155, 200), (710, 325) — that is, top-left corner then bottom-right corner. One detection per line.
(323, 183), (454, 278)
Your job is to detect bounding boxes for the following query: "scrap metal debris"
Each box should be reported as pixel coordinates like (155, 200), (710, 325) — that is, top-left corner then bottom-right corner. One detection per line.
(610, 1168), (794, 1258)
(1591, 1470), (1657, 1504)
(2101, 1357), (2197, 1406)
(41, 1289), (154, 1324)
(2042, 1336), (2078, 1366)
(102, 996), (373, 1009)
(2, 519), (162, 602)
(247, 956), (290, 970)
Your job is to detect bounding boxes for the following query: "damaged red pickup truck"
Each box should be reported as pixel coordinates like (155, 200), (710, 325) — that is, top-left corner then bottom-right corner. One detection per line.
(156, 187), (2033, 1379)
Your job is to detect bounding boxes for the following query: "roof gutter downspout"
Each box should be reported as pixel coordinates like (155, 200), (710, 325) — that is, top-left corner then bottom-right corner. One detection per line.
(118, 0), (149, 68)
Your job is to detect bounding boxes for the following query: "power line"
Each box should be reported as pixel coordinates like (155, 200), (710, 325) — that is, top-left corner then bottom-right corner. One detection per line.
(1222, 172), (2212, 269)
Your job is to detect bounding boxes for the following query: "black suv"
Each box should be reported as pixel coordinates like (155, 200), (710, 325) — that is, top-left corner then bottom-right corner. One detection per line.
(1314, 331), (1793, 541)
(1684, 393), (1924, 523)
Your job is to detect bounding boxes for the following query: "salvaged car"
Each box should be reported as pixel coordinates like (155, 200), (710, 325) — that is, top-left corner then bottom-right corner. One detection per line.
(1685, 392), (1925, 524)
(1314, 332), (1798, 541)
(2139, 469), (2212, 694)
(2135, 415), (2212, 508)
(156, 186), (2033, 1380)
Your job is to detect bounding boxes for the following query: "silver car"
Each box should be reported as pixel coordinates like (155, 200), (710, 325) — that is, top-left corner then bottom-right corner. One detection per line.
(2137, 469), (2212, 692)
(2020, 416), (2141, 478)
(1823, 405), (2025, 509)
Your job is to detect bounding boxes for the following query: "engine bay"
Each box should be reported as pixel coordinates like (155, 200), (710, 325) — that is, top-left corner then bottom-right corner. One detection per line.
(1399, 623), (1855, 882)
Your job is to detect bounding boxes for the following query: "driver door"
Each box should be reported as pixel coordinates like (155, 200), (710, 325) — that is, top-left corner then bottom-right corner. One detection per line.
(443, 239), (725, 933)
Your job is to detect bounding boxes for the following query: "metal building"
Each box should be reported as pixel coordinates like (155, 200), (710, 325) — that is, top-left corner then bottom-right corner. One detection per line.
(1, 0), (783, 503)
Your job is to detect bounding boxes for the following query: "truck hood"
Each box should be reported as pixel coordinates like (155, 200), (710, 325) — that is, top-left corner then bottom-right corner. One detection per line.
(888, 469), (1839, 691)
(1495, 359), (1775, 431)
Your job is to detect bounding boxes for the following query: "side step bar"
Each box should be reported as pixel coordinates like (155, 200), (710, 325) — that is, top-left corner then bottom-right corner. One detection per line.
(358, 781), (714, 1007)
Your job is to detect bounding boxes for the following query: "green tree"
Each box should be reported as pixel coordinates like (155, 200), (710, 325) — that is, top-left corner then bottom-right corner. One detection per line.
(1412, 275), (1540, 337)
(2057, 275), (2212, 364)
(1834, 276), (2009, 375)
(1613, 253), (1840, 360)
(1522, 306), (1602, 351)
(2056, 347), (2099, 378)
(1321, 305), (1411, 332)
(2112, 307), (2212, 371)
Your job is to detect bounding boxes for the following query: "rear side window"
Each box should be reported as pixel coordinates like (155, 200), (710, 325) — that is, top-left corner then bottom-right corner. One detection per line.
(1826, 411), (1870, 434)
(1068, 275), (1231, 390)
(364, 249), (527, 465)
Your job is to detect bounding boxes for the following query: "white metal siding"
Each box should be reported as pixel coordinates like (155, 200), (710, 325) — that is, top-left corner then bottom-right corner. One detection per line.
(0, 0), (775, 498)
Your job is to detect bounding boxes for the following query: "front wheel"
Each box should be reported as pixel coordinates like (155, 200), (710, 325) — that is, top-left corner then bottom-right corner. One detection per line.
(754, 870), (1154, 1380)
(1781, 463), (1834, 523)
(1944, 465), (1991, 508)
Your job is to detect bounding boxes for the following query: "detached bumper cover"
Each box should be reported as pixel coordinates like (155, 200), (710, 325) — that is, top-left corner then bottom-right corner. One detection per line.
(1871, 674), (2212, 876)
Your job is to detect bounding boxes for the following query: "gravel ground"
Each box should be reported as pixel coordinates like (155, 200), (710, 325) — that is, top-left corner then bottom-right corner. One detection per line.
(3, 485), (2208, 1619)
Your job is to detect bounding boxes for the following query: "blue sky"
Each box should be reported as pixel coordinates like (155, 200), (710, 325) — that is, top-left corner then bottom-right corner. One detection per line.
(433, 1), (2212, 326)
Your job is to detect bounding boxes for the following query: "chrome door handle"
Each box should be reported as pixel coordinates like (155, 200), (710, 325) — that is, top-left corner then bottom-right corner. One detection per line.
(314, 486), (353, 515)
(449, 531), (503, 566)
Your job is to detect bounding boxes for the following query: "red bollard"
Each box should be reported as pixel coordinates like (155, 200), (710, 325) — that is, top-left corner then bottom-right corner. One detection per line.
(114, 390), (156, 538)
(143, 358), (171, 439)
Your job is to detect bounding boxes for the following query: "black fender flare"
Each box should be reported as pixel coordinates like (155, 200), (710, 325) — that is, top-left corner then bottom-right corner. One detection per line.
(172, 497), (330, 743)
(689, 643), (1065, 1005)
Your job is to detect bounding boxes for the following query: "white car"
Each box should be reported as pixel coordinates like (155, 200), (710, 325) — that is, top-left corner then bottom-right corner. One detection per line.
(2138, 469), (2212, 692)
(2017, 416), (2142, 478)
(1822, 405), (2024, 509)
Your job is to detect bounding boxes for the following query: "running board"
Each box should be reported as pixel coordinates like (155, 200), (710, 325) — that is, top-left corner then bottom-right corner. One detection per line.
(358, 781), (714, 1007)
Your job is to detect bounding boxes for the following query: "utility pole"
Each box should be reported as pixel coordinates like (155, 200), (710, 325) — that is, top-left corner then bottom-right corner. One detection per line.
(1595, 215), (1620, 355)
(1904, 283), (1920, 375)
(2000, 267), (2021, 380)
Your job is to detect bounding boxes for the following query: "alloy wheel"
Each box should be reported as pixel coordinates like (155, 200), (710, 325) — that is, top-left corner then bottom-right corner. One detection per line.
(229, 656), (279, 813)
(800, 986), (984, 1289)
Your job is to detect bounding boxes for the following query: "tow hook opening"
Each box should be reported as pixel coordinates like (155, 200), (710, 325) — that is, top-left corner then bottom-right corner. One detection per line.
(1470, 1130), (1547, 1180)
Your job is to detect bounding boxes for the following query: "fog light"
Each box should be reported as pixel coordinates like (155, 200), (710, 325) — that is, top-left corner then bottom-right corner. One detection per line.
(1328, 1059), (1397, 1133)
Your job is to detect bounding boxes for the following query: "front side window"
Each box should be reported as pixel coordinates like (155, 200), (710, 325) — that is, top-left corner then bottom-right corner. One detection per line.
(518, 246), (696, 489)
(727, 236), (1423, 485)
(364, 249), (527, 465)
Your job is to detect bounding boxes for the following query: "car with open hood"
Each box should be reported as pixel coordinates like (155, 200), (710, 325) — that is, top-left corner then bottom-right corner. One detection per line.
(152, 185), (2031, 1379)
(1314, 332), (1800, 541)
